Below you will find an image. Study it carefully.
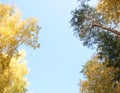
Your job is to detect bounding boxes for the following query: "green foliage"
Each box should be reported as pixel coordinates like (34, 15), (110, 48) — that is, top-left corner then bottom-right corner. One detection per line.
(70, 2), (120, 68)
(70, 1), (120, 88)
(70, 4), (106, 48)
(97, 32), (120, 67)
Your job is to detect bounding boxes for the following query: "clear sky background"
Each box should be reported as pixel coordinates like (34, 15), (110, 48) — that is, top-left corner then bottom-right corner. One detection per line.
(2, 0), (97, 93)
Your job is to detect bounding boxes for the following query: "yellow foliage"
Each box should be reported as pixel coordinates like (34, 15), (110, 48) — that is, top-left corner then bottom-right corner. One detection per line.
(0, 3), (40, 68)
(97, 0), (120, 23)
(0, 3), (40, 53)
(0, 3), (40, 93)
(0, 50), (29, 93)
(80, 56), (120, 93)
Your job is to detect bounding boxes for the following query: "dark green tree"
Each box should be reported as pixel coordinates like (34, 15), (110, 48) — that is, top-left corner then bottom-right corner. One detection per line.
(70, 2), (120, 86)
(70, 2), (120, 68)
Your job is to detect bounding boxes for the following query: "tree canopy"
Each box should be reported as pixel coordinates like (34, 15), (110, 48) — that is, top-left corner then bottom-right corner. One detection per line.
(70, 0), (120, 92)
(0, 3), (40, 93)
(70, 2), (120, 68)
(0, 3), (40, 69)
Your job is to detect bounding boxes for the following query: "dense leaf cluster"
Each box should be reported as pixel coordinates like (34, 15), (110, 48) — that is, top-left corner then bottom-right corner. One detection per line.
(80, 56), (120, 93)
(97, 0), (120, 23)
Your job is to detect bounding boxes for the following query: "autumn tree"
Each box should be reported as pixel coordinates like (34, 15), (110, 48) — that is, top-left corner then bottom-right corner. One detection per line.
(97, 0), (120, 23)
(0, 50), (29, 93)
(0, 3), (40, 93)
(80, 56), (120, 93)
(0, 3), (40, 69)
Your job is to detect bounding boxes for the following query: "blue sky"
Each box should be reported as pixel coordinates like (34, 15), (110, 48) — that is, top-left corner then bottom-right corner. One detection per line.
(2, 0), (97, 93)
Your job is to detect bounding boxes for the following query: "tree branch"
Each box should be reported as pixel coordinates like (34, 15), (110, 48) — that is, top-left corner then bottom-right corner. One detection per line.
(91, 24), (120, 35)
